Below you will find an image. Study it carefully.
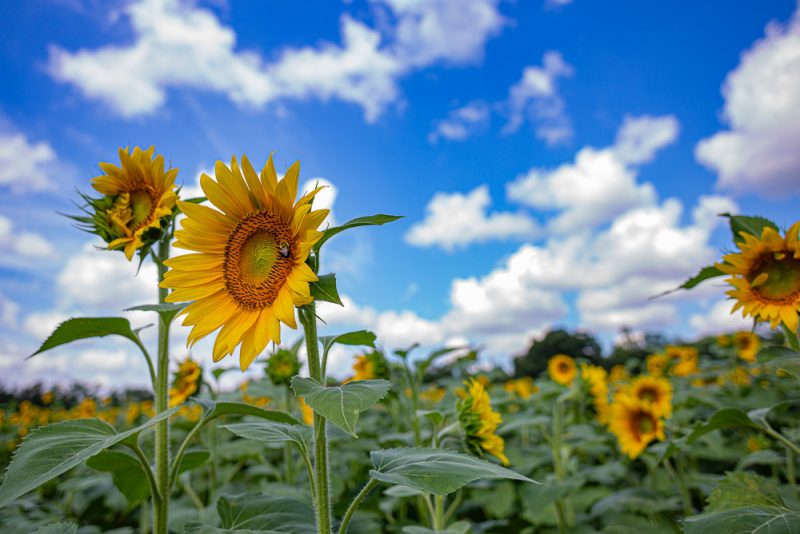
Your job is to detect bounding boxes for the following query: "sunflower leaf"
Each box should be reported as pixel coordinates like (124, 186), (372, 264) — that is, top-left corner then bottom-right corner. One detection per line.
(310, 273), (343, 306)
(314, 214), (403, 252)
(86, 449), (150, 505)
(687, 407), (757, 443)
(760, 346), (800, 379)
(126, 302), (187, 327)
(28, 317), (140, 359)
(369, 447), (538, 496)
(684, 506), (800, 534)
(205, 401), (300, 425)
(184, 493), (316, 533)
(722, 213), (780, 243)
(320, 330), (377, 354)
(224, 421), (313, 455)
(291, 377), (391, 437)
(0, 408), (177, 507)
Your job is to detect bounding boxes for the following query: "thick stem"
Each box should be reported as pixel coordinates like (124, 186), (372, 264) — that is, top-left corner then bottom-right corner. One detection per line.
(433, 495), (445, 531)
(154, 239), (171, 534)
(337, 478), (378, 534)
(301, 303), (331, 534)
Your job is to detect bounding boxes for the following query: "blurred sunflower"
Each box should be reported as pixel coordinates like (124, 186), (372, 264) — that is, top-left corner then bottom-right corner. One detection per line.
(457, 378), (508, 465)
(622, 375), (672, 419)
(608, 396), (665, 459)
(299, 397), (314, 425)
(608, 365), (629, 384)
(581, 364), (609, 423)
(347, 350), (389, 382)
(666, 346), (699, 377)
(419, 385), (447, 404)
(503, 376), (538, 399)
(548, 354), (577, 386)
(76, 146), (178, 261)
(168, 357), (202, 407)
(162, 154), (329, 371)
(266, 348), (301, 386)
(646, 354), (669, 377)
(733, 331), (759, 363)
(717, 223), (800, 332)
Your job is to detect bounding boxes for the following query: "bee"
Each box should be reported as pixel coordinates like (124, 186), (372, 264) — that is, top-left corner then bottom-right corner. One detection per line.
(279, 242), (291, 258)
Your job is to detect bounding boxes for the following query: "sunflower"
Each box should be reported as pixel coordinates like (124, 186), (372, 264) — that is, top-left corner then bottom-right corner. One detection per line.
(266, 348), (301, 386)
(608, 365), (629, 385)
(646, 354), (668, 377)
(608, 396), (665, 459)
(161, 154), (329, 371)
(84, 146), (178, 261)
(717, 223), (800, 332)
(299, 397), (314, 425)
(503, 376), (538, 399)
(419, 385), (447, 404)
(733, 331), (759, 363)
(457, 378), (508, 465)
(621, 375), (672, 419)
(548, 354), (577, 386)
(346, 350), (389, 382)
(168, 357), (202, 407)
(581, 364), (609, 423)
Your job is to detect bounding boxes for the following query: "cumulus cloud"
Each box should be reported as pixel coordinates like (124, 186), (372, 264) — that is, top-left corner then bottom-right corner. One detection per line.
(0, 131), (58, 193)
(503, 51), (574, 144)
(507, 114), (678, 233)
(49, 0), (506, 122)
(695, 7), (800, 196)
(405, 185), (540, 251)
(428, 101), (491, 143)
(689, 299), (757, 335)
(0, 292), (19, 329)
(0, 215), (57, 261)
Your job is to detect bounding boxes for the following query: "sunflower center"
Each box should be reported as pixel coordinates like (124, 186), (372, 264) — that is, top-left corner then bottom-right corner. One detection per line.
(635, 412), (655, 435)
(559, 363), (570, 373)
(639, 388), (657, 402)
(224, 210), (294, 310)
(750, 255), (800, 302)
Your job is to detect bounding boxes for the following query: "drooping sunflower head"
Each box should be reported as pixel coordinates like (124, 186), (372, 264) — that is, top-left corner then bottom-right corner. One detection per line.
(75, 146), (178, 261)
(548, 354), (577, 386)
(733, 331), (760, 363)
(161, 154), (329, 371)
(266, 348), (301, 386)
(456, 378), (508, 465)
(608, 396), (665, 459)
(168, 357), (202, 408)
(718, 223), (800, 332)
(620, 375), (672, 419)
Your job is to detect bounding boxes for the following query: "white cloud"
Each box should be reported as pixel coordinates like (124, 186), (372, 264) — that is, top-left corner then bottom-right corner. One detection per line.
(695, 7), (800, 196)
(545, 0), (574, 7)
(0, 132), (57, 193)
(428, 101), (491, 143)
(405, 185), (540, 251)
(0, 292), (19, 329)
(378, 0), (505, 67)
(503, 51), (574, 144)
(375, 310), (444, 347)
(300, 177), (338, 227)
(507, 115), (679, 233)
(23, 310), (69, 340)
(689, 298), (757, 335)
(0, 215), (57, 260)
(614, 115), (680, 165)
(49, 0), (507, 122)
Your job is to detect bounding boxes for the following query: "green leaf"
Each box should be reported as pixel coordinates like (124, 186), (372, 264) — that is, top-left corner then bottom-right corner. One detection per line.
(402, 522), (471, 534)
(223, 422), (312, 453)
(310, 273), (343, 306)
(748, 401), (795, 428)
(32, 524), (79, 534)
(291, 377), (391, 437)
(706, 472), (784, 512)
(86, 449), (149, 505)
(655, 265), (726, 298)
(723, 213), (780, 243)
(178, 450), (210, 474)
(205, 401), (300, 425)
(369, 447), (537, 496)
(761, 346), (800, 378)
(320, 330), (377, 354)
(687, 407), (756, 443)
(126, 302), (186, 327)
(685, 507), (800, 534)
(0, 408), (176, 507)
(314, 214), (403, 252)
(184, 494), (316, 533)
(28, 317), (140, 358)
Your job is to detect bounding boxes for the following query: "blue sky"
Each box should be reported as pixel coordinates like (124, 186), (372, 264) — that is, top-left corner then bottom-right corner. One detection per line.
(1, 0), (799, 388)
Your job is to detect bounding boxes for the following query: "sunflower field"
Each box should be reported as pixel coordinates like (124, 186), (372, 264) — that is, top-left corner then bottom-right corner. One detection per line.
(0, 148), (798, 534)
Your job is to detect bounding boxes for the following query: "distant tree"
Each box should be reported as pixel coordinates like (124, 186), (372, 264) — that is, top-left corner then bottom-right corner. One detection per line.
(513, 328), (602, 378)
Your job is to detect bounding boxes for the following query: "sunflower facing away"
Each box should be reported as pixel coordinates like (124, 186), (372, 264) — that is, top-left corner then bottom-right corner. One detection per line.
(548, 354), (577, 386)
(608, 396), (665, 459)
(161, 154), (329, 371)
(718, 223), (800, 332)
(457, 378), (509, 465)
(86, 146), (178, 261)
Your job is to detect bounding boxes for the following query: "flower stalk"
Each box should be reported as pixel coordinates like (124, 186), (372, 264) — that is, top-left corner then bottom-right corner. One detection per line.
(153, 237), (172, 534)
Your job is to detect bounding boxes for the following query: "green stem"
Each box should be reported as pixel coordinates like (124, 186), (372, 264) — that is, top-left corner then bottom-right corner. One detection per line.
(181, 476), (205, 511)
(132, 333), (157, 391)
(169, 415), (207, 490)
(284, 386), (295, 484)
(154, 239), (171, 534)
(301, 303), (331, 534)
(422, 494), (436, 529)
(433, 494), (445, 531)
(442, 489), (462, 525)
(664, 457), (692, 516)
(550, 400), (572, 530)
(761, 425), (800, 457)
(126, 440), (162, 507)
(140, 499), (150, 534)
(787, 445), (797, 486)
(337, 478), (378, 534)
